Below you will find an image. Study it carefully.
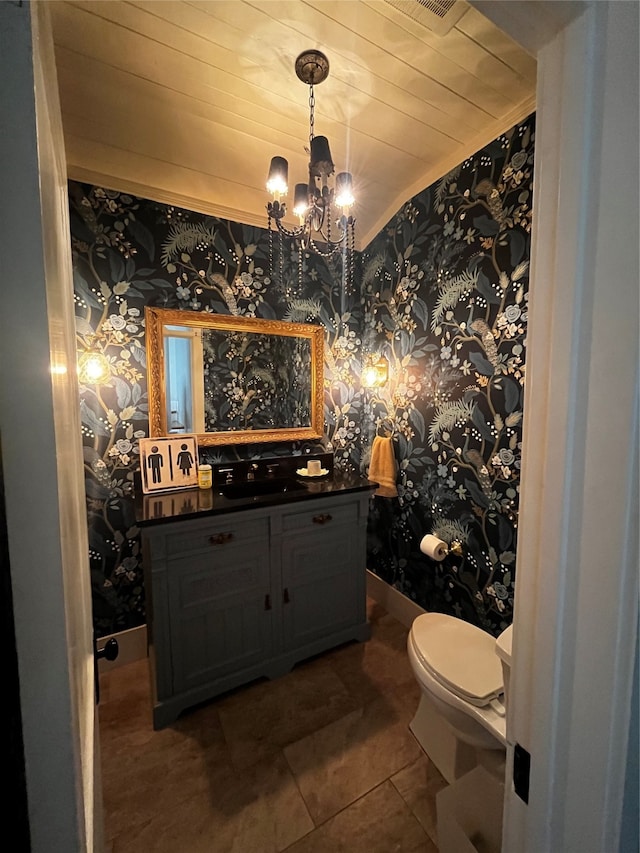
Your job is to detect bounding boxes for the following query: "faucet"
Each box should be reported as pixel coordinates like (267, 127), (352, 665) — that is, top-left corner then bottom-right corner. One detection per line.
(247, 463), (258, 481)
(218, 467), (234, 484)
(266, 464), (279, 478)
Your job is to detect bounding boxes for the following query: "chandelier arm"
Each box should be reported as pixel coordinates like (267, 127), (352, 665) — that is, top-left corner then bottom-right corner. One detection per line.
(313, 220), (350, 250)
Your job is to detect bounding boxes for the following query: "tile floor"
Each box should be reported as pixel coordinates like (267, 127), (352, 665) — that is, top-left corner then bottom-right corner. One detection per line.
(98, 598), (447, 852)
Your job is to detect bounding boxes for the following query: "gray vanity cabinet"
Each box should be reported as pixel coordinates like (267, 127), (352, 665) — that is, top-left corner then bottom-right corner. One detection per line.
(144, 512), (275, 729)
(278, 500), (362, 652)
(142, 488), (372, 729)
(165, 515), (273, 697)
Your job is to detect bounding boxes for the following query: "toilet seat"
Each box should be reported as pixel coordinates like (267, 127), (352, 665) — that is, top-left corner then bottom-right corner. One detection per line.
(410, 613), (504, 708)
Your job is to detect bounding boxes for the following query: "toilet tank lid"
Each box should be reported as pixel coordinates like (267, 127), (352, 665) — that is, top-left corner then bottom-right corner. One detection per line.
(411, 613), (504, 705)
(495, 624), (513, 666)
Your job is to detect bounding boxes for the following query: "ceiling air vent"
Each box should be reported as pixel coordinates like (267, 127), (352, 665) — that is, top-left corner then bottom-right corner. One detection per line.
(382, 0), (467, 36)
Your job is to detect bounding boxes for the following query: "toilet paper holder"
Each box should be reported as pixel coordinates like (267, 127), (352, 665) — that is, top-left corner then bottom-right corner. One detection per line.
(420, 534), (464, 561)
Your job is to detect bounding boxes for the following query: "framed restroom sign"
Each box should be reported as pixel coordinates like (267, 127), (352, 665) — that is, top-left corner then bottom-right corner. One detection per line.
(139, 434), (199, 494)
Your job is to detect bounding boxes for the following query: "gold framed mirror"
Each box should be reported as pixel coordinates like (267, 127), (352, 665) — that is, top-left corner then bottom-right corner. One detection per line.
(145, 307), (325, 446)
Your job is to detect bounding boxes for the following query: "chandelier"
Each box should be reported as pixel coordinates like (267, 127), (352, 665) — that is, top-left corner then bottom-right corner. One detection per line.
(266, 50), (356, 291)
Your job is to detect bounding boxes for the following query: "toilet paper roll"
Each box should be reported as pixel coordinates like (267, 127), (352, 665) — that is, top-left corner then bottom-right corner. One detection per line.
(420, 534), (449, 561)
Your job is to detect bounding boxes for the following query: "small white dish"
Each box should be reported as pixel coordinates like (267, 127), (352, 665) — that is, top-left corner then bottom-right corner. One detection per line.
(296, 467), (329, 478)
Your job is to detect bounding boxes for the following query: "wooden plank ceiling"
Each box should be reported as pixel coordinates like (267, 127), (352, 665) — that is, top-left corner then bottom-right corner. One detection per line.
(50, 0), (537, 249)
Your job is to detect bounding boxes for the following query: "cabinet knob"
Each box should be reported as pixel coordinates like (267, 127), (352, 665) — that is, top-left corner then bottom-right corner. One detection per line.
(209, 532), (234, 545)
(283, 587), (290, 604)
(312, 513), (333, 525)
(264, 594), (272, 611)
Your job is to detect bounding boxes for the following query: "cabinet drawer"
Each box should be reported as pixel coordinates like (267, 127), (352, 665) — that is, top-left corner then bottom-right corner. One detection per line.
(171, 546), (269, 607)
(165, 516), (268, 557)
(281, 501), (357, 533)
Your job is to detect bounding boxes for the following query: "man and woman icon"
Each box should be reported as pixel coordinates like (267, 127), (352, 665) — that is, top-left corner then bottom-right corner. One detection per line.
(146, 442), (194, 484)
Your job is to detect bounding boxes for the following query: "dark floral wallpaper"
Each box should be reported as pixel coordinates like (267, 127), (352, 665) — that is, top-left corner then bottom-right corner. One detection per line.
(70, 112), (534, 639)
(363, 115), (534, 635)
(70, 183), (364, 634)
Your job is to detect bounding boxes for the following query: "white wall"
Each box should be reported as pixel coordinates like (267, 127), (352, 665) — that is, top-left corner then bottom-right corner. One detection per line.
(499, 2), (639, 851)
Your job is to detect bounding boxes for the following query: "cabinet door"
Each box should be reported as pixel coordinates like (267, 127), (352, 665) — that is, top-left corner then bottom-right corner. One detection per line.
(280, 501), (362, 650)
(167, 518), (272, 694)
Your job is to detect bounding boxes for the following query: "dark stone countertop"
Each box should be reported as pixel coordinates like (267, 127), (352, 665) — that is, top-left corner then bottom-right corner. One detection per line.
(135, 470), (378, 527)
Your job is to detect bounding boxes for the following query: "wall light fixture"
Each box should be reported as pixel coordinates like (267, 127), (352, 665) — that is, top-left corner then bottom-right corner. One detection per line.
(78, 351), (111, 385)
(361, 354), (389, 388)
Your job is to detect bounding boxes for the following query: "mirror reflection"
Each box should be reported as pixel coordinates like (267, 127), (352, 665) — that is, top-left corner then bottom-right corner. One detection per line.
(146, 307), (325, 446)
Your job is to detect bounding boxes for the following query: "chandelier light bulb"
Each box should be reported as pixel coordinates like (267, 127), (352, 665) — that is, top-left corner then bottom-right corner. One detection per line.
(293, 183), (310, 218)
(266, 156), (288, 198)
(335, 172), (355, 209)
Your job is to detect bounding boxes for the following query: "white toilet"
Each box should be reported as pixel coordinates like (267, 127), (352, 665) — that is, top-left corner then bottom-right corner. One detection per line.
(407, 612), (513, 784)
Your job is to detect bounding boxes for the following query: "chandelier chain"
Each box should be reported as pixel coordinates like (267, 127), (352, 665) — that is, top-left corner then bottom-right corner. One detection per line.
(308, 84), (315, 146)
(307, 236), (345, 258)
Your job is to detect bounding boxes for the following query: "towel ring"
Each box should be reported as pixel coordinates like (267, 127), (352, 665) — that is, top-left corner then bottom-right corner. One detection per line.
(376, 416), (394, 438)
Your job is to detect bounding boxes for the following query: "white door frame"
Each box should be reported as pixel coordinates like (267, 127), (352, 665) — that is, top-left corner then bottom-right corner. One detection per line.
(471, 2), (639, 851)
(0, 2), (100, 850)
